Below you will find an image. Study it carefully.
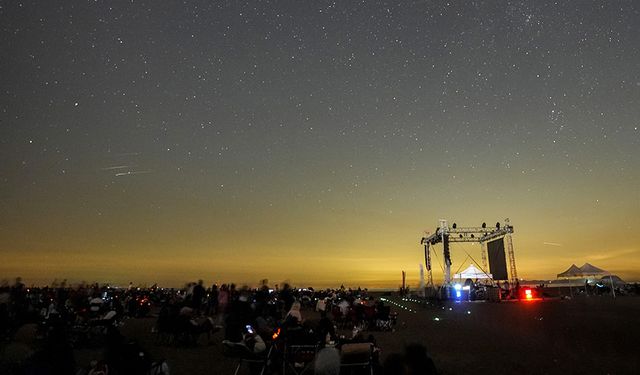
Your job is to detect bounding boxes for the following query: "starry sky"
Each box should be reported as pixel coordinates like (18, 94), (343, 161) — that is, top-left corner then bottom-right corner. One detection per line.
(1, 1), (639, 288)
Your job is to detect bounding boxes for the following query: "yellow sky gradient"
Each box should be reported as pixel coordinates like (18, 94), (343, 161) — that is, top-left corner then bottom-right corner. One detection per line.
(3, 190), (639, 288)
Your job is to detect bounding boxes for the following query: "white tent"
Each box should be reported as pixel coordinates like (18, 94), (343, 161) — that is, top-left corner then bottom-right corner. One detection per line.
(454, 264), (492, 279)
(557, 264), (582, 278)
(556, 262), (618, 298)
(579, 263), (607, 276)
(557, 263), (608, 278)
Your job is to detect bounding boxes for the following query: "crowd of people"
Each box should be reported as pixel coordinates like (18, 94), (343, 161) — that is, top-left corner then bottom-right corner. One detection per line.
(0, 277), (439, 374)
(0, 278), (170, 374)
(159, 280), (437, 374)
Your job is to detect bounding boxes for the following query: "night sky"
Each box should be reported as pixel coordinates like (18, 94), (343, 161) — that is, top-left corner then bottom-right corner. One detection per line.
(1, 1), (639, 288)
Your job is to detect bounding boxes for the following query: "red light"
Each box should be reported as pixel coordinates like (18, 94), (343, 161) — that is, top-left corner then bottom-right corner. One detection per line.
(524, 289), (532, 299)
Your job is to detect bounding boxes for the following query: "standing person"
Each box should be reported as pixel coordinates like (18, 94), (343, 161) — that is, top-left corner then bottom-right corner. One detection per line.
(228, 283), (237, 302)
(404, 343), (438, 375)
(224, 289), (254, 342)
(10, 277), (26, 324)
(254, 284), (270, 317)
(208, 284), (219, 316)
(280, 283), (294, 315)
(192, 280), (205, 314)
(216, 284), (229, 325)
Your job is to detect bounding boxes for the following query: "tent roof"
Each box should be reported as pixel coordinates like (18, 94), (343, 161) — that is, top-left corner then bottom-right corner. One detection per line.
(454, 264), (492, 279)
(557, 264), (582, 278)
(557, 263), (608, 278)
(579, 263), (606, 275)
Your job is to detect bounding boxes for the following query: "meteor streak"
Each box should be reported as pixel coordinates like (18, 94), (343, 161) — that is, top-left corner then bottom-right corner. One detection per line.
(114, 170), (152, 177)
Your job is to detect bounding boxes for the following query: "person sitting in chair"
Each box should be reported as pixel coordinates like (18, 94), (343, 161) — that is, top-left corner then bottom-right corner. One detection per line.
(223, 325), (266, 356)
(243, 327), (266, 354)
(285, 301), (303, 323)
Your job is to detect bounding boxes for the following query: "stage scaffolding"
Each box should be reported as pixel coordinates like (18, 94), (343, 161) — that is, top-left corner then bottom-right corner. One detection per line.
(420, 219), (518, 290)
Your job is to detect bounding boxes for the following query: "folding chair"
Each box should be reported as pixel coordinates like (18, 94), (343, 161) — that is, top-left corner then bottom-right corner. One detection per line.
(282, 343), (318, 375)
(340, 342), (374, 375)
(223, 340), (272, 375)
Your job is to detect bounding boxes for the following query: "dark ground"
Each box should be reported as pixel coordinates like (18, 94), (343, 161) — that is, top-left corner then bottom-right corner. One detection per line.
(6, 294), (639, 374)
(77, 294), (640, 374)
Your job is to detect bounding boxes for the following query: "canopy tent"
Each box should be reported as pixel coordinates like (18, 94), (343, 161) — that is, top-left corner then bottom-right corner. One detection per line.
(557, 263), (608, 278)
(454, 264), (492, 279)
(557, 264), (582, 278)
(579, 263), (606, 276)
(556, 263), (617, 298)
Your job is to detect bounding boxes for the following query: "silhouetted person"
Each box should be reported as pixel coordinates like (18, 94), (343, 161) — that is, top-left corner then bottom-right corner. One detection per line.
(27, 317), (76, 374)
(11, 277), (27, 324)
(224, 290), (253, 342)
(208, 283), (219, 315)
(316, 311), (337, 346)
(254, 284), (270, 317)
(216, 284), (229, 325)
(280, 283), (294, 314)
(383, 353), (408, 375)
(192, 279), (205, 312)
(405, 343), (438, 375)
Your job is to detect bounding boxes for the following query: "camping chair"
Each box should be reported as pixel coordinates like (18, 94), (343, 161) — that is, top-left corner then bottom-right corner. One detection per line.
(282, 342), (318, 375)
(340, 342), (374, 375)
(223, 340), (272, 375)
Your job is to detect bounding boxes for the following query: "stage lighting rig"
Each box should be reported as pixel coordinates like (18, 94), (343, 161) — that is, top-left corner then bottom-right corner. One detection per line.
(420, 219), (517, 287)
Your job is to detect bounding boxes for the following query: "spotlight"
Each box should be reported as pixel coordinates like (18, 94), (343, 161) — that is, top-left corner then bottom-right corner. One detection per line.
(459, 234), (463, 238)
(482, 222), (486, 228)
(452, 223), (457, 229)
(496, 222), (500, 229)
(470, 234), (474, 238)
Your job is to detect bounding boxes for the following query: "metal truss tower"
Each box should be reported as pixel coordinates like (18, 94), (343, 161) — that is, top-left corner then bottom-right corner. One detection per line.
(506, 233), (518, 285)
(420, 219), (516, 288)
(480, 241), (488, 272)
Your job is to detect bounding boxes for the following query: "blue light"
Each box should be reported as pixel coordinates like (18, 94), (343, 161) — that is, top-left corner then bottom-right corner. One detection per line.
(456, 291), (461, 298)
(454, 283), (462, 291)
